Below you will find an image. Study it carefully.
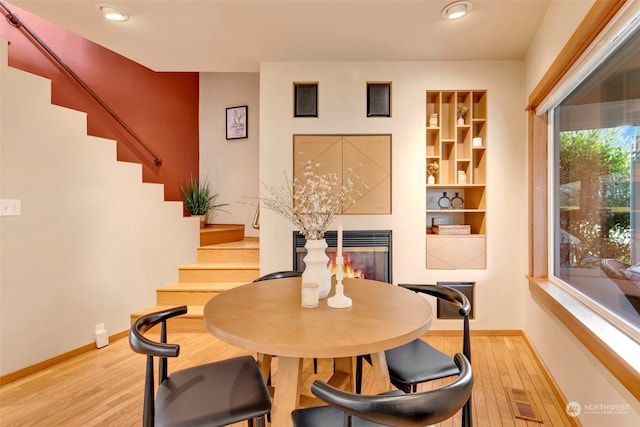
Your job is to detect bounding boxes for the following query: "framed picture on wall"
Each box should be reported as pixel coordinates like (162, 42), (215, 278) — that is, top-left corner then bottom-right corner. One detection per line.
(226, 105), (248, 140)
(294, 82), (318, 117)
(367, 82), (391, 117)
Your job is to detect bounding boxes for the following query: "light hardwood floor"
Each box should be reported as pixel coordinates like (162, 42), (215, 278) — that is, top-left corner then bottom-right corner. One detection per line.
(0, 332), (578, 426)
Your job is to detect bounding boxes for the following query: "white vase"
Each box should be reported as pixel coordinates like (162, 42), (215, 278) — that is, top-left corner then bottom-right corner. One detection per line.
(427, 175), (435, 185)
(302, 238), (332, 299)
(458, 117), (465, 125)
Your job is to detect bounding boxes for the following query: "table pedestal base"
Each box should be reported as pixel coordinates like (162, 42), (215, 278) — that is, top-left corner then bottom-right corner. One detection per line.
(259, 352), (391, 427)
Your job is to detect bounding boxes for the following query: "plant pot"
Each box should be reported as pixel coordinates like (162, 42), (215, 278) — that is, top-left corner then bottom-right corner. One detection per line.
(193, 215), (206, 228)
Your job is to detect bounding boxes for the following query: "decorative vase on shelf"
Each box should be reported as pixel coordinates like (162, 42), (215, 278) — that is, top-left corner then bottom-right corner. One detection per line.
(302, 238), (332, 299)
(457, 117), (465, 125)
(438, 192), (451, 209)
(451, 192), (464, 209)
(427, 174), (435, 185)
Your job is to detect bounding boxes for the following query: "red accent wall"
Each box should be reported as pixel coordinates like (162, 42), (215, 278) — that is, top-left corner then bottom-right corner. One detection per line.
(0, 4), (199, 202)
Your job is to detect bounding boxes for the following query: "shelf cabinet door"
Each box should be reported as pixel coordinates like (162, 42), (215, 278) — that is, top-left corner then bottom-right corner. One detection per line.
(426, 235), (486, 269)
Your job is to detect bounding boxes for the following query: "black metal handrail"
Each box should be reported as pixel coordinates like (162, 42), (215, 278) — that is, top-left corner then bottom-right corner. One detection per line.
(0, 2), (162, 166)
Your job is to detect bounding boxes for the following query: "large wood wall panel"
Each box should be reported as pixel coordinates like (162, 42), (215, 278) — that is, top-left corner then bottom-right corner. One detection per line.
(293, 134), (391, 214)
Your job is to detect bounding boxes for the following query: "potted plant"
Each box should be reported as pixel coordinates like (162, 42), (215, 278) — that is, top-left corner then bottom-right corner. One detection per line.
(180, 175), (228, 228)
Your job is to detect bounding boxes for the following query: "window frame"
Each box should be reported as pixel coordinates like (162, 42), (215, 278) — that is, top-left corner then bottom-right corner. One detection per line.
(527, 0), (640, 400)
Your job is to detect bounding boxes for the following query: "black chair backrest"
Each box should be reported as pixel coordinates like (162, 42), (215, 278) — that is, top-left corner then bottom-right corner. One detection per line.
(399, 284), (470, 317)
(129, 305), (187, 427)
(311, 353), (473, 427)
(399, 284), (471, 360)
(253, 270), (302, 282)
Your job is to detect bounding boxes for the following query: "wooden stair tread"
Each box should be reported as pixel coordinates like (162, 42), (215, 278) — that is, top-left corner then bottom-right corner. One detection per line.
(131, 305), (204, 317)
(179, 262), (259, 270)
(199, 240), (259, 250)
(200, 224), (245, 246)
(200, 224), (244, 232)
(158, 282), (248, 291)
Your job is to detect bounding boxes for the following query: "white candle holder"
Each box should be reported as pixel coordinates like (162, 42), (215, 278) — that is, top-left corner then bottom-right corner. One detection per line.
(328, 256), (352, 308)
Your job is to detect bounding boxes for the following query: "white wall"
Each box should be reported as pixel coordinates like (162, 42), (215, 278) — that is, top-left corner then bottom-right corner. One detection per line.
(199, 72), (260, 237)
(525, 0), (595, 96)
(258, 61), (528, 330)
(524, 1), (640, 426)
(0, 40), (198, 375)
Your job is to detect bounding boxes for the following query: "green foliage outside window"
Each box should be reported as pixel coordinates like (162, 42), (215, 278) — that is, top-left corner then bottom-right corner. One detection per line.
(559, 128), (632, 266)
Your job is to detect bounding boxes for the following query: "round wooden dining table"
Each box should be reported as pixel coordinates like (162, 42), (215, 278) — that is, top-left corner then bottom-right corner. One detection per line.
(203, 277), (432, 427)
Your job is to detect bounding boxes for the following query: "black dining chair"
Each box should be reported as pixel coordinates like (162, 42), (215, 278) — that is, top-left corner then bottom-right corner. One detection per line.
(355, 283), (472, 427)
(129, 305), (272, 427)
(253, 270), (302, 282)
(291, 353), (473, 427)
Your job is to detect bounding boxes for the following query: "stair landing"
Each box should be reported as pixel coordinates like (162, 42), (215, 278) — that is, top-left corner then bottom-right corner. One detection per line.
(200, 224), (246, 246)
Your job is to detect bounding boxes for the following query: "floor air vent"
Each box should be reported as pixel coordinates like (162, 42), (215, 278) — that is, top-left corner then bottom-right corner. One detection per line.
(505, 387), (543, 422)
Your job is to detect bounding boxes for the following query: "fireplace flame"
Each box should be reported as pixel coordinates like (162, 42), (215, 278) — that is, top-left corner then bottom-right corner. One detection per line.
(328, 254), (365, 279)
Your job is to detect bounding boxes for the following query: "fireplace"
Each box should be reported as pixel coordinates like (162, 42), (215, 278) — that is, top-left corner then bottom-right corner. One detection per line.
(293, 230), (392, 283)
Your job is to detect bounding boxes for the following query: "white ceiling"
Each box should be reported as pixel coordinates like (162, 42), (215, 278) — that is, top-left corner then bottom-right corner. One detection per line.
(7, 0), (556, 72)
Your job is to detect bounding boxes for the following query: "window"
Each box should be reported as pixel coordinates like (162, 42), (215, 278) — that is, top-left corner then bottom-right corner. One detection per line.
(552, 25), (640, 332)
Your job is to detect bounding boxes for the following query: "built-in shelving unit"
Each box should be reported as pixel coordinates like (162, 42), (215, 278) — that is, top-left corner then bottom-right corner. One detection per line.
(426, 90), (487, 269)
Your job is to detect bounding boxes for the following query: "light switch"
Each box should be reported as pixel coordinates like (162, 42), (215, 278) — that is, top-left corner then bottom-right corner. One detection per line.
(0, 199), (21, 216)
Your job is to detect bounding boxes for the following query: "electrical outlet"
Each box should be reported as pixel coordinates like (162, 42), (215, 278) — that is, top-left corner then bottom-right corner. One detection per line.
(0, 199), (21, 216)
(95, 323), (108, 348)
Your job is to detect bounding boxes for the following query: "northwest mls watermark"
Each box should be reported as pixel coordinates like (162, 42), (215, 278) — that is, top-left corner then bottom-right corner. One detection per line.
(566, 401), (631, 417)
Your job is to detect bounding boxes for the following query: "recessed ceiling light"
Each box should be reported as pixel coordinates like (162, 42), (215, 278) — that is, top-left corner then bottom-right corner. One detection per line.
(441, 1), (472, 20)
(97, 4), (129, 22)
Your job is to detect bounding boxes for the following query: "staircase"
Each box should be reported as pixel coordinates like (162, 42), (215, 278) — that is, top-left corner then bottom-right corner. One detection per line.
(130, 225), (260, 332)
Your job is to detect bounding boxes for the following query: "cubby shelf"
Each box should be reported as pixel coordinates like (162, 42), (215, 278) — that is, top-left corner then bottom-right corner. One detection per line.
(425, 90), (487, 269)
